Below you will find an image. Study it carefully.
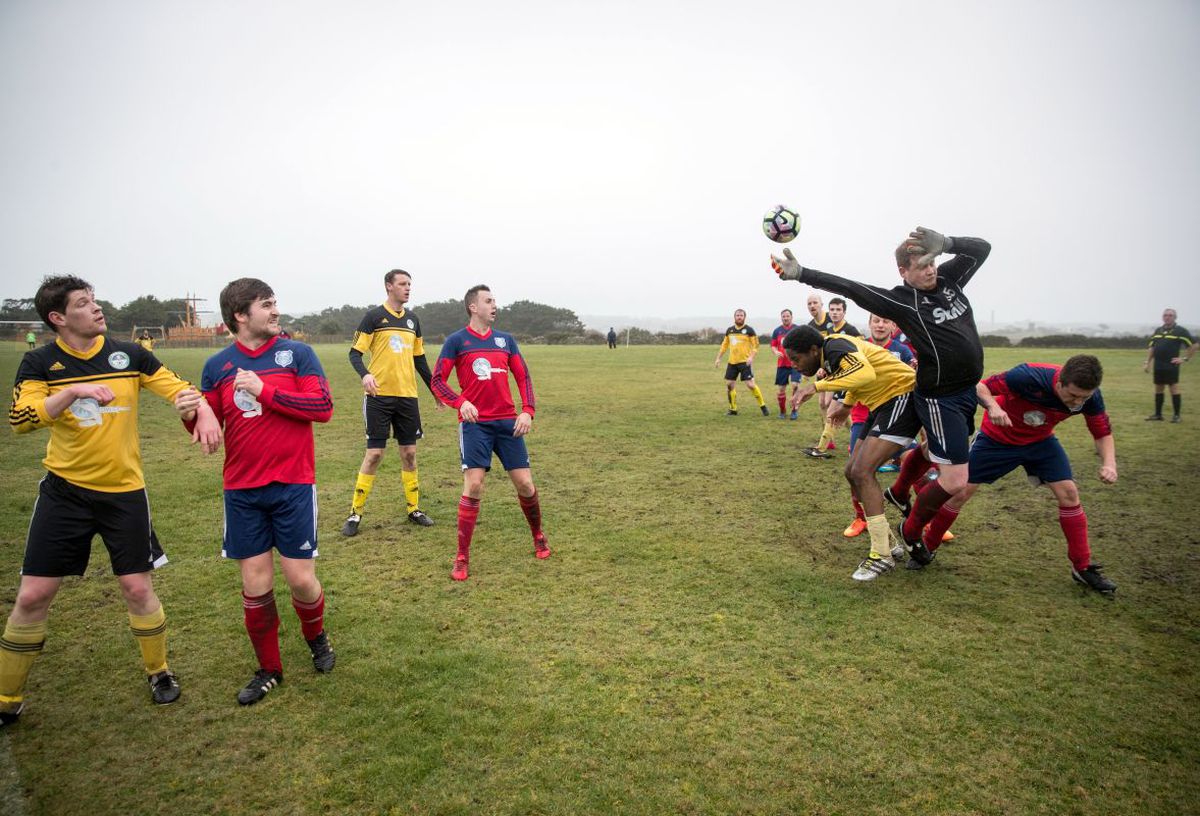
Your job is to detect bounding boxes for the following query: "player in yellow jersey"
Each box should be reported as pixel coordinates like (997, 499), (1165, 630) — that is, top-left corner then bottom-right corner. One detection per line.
(713, 309), (768, 416)
(783, 325), (919, 581)
(342, 269), (440, 536)
(3, 275), (221, 726)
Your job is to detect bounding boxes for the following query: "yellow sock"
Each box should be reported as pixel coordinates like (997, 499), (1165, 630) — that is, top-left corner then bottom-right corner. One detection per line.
(728, 388), (737, 411)
(401, 468), (420, 514)
(351, 472), (376, 515)
(0, 618), (47, 710)
(866, 514), (892, 559)
(129, 604), (168, 675)
(750, 384), (765, 407)
(816, 421), (835, 450)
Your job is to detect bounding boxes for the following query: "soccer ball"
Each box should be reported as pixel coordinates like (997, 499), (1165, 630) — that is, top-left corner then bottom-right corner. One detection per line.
(762, 205), (800, 243)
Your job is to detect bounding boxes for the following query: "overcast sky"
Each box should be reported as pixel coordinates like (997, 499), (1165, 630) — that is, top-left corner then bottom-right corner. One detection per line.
(2, 1), (1198, 331)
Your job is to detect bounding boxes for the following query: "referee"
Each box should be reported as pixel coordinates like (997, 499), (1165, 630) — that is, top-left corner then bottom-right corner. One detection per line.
(1144, 308), (1197, 423)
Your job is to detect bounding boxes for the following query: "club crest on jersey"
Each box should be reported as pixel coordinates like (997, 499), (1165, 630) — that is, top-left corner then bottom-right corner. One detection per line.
(108, 351), (130, 370)
(1023, 410), (1046, 427)
(274, 349), (294, 367)
(495, 336), (506, 348)
(472, 358), (494, 380)
(406, 319), (414, 329)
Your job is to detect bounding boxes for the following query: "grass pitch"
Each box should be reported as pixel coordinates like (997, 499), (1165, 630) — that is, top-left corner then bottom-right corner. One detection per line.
(0, 343), (1197, 815)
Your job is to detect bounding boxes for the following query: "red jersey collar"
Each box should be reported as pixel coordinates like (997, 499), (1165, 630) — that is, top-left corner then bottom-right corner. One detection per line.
(234, 334), (280, 359)
(466, 325), (492, 341)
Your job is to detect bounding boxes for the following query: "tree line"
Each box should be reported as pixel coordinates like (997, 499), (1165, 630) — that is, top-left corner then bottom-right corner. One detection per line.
(2, 295), (190, 334)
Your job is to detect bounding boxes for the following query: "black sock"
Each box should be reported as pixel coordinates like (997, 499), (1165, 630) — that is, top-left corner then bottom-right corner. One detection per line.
(1172, 394), (1181, 416)
(1155, 393), (1164, 416)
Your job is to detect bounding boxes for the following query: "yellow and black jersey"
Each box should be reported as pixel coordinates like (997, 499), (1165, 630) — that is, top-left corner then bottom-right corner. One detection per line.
(829, 320), (860, 337)
(718, 324), (759, 365)
(814, 333), (915, 411)
(9, 336), (194, 492)
(808, 311), (836, 336)
(349, 305), (433, 398)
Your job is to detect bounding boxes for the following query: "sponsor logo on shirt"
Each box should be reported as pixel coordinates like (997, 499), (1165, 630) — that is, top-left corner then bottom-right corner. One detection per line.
(69, 397), (130, 427)
(932, 297), (970, 325)
(274, 349), (294, 367)
(234, 388), (263, 418)
(1023, 410), (1046, 427)
(472, 358), (509, 381)
(108, 351), (130, 370)
(389, 335), (410, 353)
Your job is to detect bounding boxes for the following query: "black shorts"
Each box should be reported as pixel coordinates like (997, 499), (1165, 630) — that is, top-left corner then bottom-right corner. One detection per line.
(1153, 365), (1180, 386)
(363, 395), (423, 448)
(865, 392), (920, 448)
(23, 472), (167, 577)
(725, 362), (754, 381)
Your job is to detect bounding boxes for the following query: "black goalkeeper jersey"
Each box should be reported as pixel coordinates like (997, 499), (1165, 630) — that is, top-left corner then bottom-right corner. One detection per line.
(799, 237), (991, 397)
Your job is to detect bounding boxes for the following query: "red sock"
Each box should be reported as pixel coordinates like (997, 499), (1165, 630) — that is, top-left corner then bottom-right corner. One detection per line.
(518, 490), (543, 536)
(777, 392), (787, 413)
(903, 481), (952, 541)
(892, 447), (932, 499)
(923, 504), (959, 552)
(1058, 504), (1091, 570)
(242, 591), (282, 674)
(291, 591), (325, 641)
(457, 496), (480, 560)
(851, 495), (865, 521)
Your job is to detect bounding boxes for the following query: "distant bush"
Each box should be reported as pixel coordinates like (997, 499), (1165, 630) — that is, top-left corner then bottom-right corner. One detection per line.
(981, 334), (1013, 347)
(1017, 334), (1145, 349)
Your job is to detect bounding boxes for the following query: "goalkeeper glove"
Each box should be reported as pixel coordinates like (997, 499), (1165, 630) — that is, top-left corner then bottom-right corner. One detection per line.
(770, 248), (807, 282)
(906, 226), (954, 267)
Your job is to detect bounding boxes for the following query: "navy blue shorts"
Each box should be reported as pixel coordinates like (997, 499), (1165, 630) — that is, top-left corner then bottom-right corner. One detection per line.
(914, 388), (978, 465)
(459, 419), (531, 472)
(774, 366), (794, 387)
(223, 482), (318, 560)
(968, 433), (1073, 486)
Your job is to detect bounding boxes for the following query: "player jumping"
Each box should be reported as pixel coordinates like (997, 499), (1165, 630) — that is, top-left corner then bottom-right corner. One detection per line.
(773, 227), (991, 567)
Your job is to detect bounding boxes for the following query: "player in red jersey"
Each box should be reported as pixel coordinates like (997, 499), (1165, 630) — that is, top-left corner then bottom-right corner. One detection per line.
(918, 355), (1118, 594)
(769, 308), (801, 419)
(176, 278), (336, 704)
(431, 285), (548, 581)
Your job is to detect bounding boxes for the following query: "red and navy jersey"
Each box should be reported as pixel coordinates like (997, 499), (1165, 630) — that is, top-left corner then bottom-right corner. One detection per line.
(770, 324), (795, 368)
(198, 335), (333, 490)
(432, 325), (535, 422)
(980, 363), (1110, 446)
